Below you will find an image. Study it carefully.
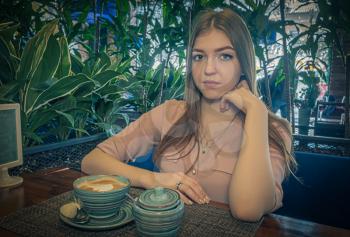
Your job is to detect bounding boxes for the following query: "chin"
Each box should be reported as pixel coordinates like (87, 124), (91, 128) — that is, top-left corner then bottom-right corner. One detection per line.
(201, 92), (224, 102)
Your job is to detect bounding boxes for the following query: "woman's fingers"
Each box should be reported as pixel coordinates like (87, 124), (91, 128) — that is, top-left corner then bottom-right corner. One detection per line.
(154, 172), (210, 205)
(177, 182), (208, 204)
(220, 92), (244, 113)
(219, 98), (231, 113)
(220, 80), (252, 113)
(219, 99), (227, 112)
(182, 176), (209, 202)
(176, 173), (210, 204)
(177, 190), (193, 205)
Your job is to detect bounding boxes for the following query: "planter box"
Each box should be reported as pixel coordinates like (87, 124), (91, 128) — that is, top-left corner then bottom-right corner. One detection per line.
(10, 133), (107, 176)
(11, 132), (157, 176)
(24, 133), (107, 155)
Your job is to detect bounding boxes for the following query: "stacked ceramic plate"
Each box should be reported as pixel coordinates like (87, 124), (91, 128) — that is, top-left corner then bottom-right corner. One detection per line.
(73, 175), (130, 219)
(133, 187), (185, 237)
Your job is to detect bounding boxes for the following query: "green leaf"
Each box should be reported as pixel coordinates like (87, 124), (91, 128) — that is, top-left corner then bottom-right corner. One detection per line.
(0, 22), (19, 42)
(116, 0), (130, 21)
(92, 70), (120, 88)
(69, 127), (90, 136)
(16, 19), (58, 84)
(110, 57), (132, 72)
(96, 85), (124, 99)
(28, 109), (58, 131)
(70, 54), (83, 74)
(85, 52), (112, 77)
(54, 110), (75, 127)
(55, 37), (71, 78)
(73, 81), (96, 98)
(113, 112), (130, 126)
(49, 95), (77, 111)
(0, 81), (19, 100)
(28, 73), (94, 114)
(24, 36), (61, 112)
(0, 37), (16, 84)
(22, 130), (44, 144)
(0, 98), (15, 104)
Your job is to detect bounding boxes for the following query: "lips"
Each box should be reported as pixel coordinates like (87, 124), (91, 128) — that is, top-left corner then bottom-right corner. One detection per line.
(202, 80), (221, 88)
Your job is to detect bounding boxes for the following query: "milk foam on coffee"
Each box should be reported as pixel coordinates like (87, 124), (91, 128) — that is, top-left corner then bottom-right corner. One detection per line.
(88, 183), (114, 192)
(78, 177), (127, 192)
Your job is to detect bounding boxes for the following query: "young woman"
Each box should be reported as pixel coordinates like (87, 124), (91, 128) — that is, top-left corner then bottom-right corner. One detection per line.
(82, 8), (296, 222)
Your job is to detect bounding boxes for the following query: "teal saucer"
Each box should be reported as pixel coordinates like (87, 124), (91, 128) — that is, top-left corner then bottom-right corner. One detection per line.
(59, 200), (134, 231)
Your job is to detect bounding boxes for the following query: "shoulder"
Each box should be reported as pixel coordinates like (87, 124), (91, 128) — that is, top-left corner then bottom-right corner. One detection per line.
(160, 99), (187, 117)
(149, 99), (186, 124)
(162, 99), (186, 110)
(146, 99), (185, 116)
(153, 100), (187, 136)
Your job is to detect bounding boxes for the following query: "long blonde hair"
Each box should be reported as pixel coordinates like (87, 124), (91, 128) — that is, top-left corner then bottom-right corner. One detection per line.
(154, 8), (296, 176)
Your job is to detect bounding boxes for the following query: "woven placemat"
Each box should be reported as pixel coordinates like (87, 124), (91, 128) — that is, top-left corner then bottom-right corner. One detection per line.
(0, 189), (262, 237)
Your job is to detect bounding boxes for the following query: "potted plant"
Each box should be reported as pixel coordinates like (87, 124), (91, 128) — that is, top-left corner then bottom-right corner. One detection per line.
(295, 67), (320, 135)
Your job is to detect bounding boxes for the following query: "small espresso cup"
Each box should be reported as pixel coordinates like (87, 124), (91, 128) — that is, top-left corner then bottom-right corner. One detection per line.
(73, 175), (130, 219)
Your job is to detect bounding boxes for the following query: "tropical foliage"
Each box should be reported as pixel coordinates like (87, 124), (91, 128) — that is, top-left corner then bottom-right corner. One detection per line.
(0, 0), (349, 145)
(0, 19), (132, 146)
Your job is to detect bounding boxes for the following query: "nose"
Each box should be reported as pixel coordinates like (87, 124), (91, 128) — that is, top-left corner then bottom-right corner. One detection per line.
(204, 57), (216, 75)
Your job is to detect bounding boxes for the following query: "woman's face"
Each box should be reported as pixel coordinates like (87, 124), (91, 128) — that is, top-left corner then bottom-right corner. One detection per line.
(191, 28), (242, 101)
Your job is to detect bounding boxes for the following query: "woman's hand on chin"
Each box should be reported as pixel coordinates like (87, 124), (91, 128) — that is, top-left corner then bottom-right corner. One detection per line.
(219, 80), (267, 115)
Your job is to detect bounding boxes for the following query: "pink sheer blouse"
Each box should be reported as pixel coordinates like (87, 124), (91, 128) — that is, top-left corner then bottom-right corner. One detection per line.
(97, 99), (289, 209)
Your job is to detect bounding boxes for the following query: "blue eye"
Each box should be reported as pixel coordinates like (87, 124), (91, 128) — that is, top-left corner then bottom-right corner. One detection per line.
(220, 54), (233, 61)
(192, 54), (203, 61)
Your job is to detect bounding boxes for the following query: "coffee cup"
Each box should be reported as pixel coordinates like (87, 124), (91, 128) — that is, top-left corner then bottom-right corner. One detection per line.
(73, 175), (130, 219)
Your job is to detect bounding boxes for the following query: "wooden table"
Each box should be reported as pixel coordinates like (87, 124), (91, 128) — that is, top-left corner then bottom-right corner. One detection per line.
(0, 167), (349, 237)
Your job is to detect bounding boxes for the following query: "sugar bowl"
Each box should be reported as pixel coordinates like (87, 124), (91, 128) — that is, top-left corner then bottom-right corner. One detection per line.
(132, 187), (185, 237)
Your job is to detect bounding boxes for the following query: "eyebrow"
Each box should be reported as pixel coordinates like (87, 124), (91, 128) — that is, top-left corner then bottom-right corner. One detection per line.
(192, 46), (235, 53)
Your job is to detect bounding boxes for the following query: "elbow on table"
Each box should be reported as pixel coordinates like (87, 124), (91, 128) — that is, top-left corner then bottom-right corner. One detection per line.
(230, 206), (264, 222)
(81, 155), (90, 174)
(81, 149), (97, 174)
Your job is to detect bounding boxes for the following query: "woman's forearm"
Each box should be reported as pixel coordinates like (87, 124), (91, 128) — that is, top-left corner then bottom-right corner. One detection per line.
(229, 105), (275, 221)
(81, 148), (155, 189)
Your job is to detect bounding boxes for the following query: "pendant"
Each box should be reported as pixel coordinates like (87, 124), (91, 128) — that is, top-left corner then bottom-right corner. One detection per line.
(202, 147), (206, 154)
(192, 169), (196, 175)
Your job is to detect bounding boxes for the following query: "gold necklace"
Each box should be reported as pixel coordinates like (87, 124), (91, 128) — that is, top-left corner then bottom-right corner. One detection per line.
(199, 132), (220, 154)
(192, 112), (241, 175)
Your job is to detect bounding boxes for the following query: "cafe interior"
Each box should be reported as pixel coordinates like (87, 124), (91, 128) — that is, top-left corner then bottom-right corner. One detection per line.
(0, 0), (349, 236)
